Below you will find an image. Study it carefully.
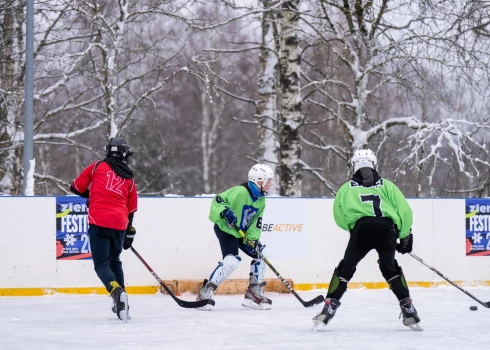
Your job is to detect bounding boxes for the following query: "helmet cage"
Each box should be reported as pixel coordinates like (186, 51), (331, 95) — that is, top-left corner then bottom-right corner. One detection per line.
(106, 138), (131, 158)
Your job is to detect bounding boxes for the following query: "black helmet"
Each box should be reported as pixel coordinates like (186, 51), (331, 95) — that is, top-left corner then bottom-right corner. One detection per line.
(105, 137), (132, 159)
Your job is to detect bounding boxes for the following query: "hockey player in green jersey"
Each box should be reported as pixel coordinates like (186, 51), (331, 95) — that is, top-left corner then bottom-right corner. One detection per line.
(312, 149), (421, 331)
(197, 164), (275, 310)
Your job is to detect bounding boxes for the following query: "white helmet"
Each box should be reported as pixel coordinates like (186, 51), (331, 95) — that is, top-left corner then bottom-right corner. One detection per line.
(351, 149), (377, 173)
(248, 164), (275, 194)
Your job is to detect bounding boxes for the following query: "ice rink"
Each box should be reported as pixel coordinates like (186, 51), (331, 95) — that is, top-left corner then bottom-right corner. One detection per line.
(0, 287), (489, 350)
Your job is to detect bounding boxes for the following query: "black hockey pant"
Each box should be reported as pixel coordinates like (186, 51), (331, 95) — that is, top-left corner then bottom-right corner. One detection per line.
(88, 224), (125, 293)
(214, 224), (260, 259)
(327, 217), (410, 301)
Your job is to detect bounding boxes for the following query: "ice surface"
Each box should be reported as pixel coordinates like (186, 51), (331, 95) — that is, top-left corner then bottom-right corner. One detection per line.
(0, 287), (489, 350)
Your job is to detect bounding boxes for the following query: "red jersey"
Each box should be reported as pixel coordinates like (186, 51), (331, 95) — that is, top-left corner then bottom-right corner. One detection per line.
(72, 161), (137, 230)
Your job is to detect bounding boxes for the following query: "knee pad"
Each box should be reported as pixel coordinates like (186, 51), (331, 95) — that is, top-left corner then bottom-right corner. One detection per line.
(209, 255), (241, 286)
(250, 259), (267, 283)
(336, 259), (356, 281)
(223, 254), (241, 275)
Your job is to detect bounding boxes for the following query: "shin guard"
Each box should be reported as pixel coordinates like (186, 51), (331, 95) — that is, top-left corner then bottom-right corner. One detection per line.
(250, 258), (266, 284)
(326, 260), (355, 300)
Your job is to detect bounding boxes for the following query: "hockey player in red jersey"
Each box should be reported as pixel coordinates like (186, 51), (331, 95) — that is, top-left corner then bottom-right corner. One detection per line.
(70, 137), (137, 322)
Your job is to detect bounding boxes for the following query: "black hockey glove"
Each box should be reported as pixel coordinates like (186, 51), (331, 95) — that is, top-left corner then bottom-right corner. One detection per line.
(123, 226), (136, 250)
(221, 207), (237, 228)
(244, 240), (266, 256)
(396, 230), (413, 254)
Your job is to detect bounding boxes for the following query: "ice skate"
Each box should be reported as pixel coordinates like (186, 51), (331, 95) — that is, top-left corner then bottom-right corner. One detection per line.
(196, 279), (217, 311)
(112, 298), (131, 320)
(399, 297), (422, 331)
(110, 281), (128, 323)
(312, 298), (341, 331)
(242, 280), (272, 310)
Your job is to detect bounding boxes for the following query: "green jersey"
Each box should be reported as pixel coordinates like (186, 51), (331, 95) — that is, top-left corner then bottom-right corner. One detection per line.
(209, 183), (266, 241)
(333, 178), (413, 239)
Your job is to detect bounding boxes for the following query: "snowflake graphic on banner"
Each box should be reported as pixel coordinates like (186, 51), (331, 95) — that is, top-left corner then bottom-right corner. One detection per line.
(472, 232), (482, 244)
(64, 234), (77, 246)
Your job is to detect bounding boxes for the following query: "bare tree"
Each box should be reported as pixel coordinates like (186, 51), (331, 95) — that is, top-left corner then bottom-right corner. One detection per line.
(277, 0), (303, 196)
(200, 80), (224, 194)
(2, 0), (209, 194)
(3, 0), (490, 198)
(256, 0), (280, 192)
(0, 0), (25, 195)
(298, 0), (490, 196)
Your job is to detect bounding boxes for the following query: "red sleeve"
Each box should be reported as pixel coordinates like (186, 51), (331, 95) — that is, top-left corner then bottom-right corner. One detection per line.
(127, 179), (138, 213)
(72, 162), (97, 193)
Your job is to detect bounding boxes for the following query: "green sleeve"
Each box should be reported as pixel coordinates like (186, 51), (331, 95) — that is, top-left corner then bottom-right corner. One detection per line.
(209, 188), (237, 224)
(388, 181), (413, 239)
(208, 186), (265, 240)
(333, 184), (350, 232)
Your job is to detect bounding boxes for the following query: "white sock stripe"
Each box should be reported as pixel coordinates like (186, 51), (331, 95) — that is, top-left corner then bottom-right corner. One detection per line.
(387, 275), (400, 283)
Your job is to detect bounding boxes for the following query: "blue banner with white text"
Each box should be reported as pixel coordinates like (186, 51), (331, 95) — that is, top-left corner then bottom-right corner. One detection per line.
(56, 197), (92, 260)
(466, 198), (490, 256)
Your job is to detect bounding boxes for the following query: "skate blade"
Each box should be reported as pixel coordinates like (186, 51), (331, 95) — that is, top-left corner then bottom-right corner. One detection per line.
(196, 303), (214, 311)
(408, 323), (423, 331)
(311, 320), (326, 331)
(119, 292), (129, 323)
(241, 298), (272, 310)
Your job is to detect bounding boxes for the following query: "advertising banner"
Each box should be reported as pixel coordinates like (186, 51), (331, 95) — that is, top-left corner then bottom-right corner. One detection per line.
(260, 199), (307, 258)
(56, 197), (92, 260)
(466, 198), (490, 256)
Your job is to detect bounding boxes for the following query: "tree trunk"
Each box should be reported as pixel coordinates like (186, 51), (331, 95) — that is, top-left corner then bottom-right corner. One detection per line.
(256, 0), (280, 192)
(201, 87), (212, 193)
(278, 0), (302, 196)
(0, 1), (24, 195)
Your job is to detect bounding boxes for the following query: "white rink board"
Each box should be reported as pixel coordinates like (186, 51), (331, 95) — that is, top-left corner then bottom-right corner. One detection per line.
(0, 196), (489, 289)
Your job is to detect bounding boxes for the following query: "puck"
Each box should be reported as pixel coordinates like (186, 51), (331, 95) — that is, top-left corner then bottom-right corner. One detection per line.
(470, 306), (478, 311)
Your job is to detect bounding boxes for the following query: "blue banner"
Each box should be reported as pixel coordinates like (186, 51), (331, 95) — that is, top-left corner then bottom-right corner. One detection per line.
(466, 198), (490, 256)
(56, 197), (92, 260)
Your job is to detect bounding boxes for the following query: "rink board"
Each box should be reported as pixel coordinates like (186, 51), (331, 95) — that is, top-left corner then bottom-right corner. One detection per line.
(0, 196), (488, 295)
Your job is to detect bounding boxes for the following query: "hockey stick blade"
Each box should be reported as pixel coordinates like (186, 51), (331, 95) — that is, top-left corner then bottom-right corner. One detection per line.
(176, 298), (215, 309)
(131, 247), (215, 309)
(303, 295), (325, 307)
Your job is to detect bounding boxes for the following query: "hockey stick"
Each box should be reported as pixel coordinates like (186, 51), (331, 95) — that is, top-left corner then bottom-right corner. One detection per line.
(130, 247), (215, 309)
(234, 225), (324, 307)
(409, 253), (490, 308)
